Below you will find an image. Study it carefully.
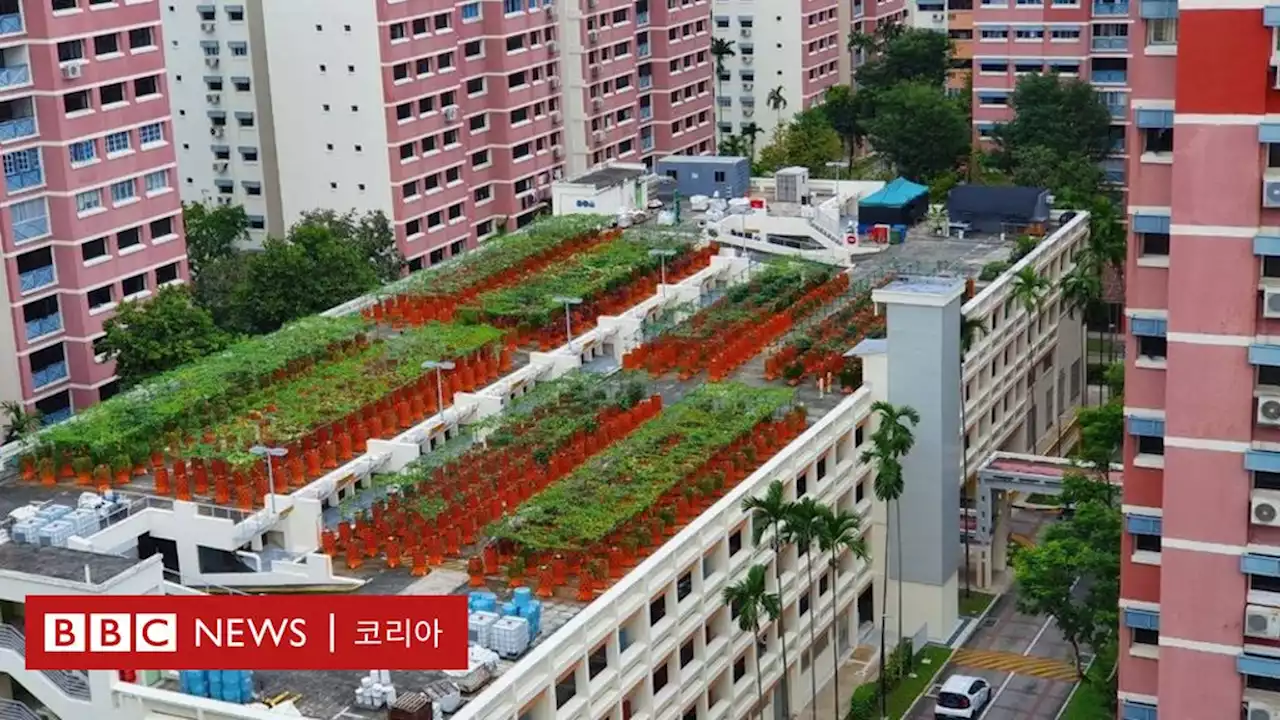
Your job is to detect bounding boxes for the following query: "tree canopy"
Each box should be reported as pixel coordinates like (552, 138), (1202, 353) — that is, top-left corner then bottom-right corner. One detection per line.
(756, 108), (844, 176)
(993, 73), (1114, 168)
(864, 82), (969, 182)
(99, 285), (232, 387)
(182, 202), (249, 275)
(854, 26), (951, 94)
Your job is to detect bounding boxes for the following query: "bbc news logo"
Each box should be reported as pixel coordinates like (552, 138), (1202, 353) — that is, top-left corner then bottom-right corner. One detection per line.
(45, 613), (177, 652)
(26, 595), (466, 671)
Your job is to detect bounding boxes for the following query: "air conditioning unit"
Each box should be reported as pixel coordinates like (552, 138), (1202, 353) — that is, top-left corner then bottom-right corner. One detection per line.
(549, 77), (561, 89)
(593, 131), (604, 144)
(443, 105), (459, 122)
(553, 167), (564, 180)
(740, 28), (751, 38)
(548, 41), (559, 54)
(552, 146), (563, 160)
(206, 93), (221, 105)
(1261, 397), (1280, 427)
(550, 110), (562, 124)
(1254, 489), (1280, 526)
(216, 196), (233, 206)
(205, 57), (220, 69)
(201, 21), (216, 33)
(1266, 180), (1280, 208)
(587, 0), (598, 7)
(1265, 288), (1280, 319)
(933, 12), (944, 21)
(743, 108), (754, 117)
(588, 30), (600, 45)
(742, 55), (754, 65)
(1249, 700), (1280, 720)
(212, 161), (229, 173)
(545, 2), (555, 14)
(592, 98), (603, 112)
(743, 82), (753, 92)
(211, 126), (225, 138)
(590, 66), (600, 79)
(60, 62), (83, 79)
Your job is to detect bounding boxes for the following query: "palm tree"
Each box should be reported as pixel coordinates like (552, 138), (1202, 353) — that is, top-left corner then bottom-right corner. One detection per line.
(766, 86), (788, 126)
(723, 563), (781, 720)
(741, 122), (763, 159)
(1, 401), (41, 443)
(1059, 259), (1102, 320)
(1011, 267), (1050, 312)
(959, 315), (986, 599)
(860, 400), (919, 716)
(783, 497), (824, 720)
(711, 38), (736, 143)
(719, 134), (750, 157)
(742, 479), (793, 717)
(815, 506), (868, 717)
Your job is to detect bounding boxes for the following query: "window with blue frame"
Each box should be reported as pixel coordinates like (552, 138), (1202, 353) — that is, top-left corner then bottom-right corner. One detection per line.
(139, 122), (164, 146)
(1126, 514), (1161, 553)
(1137, 231), (1168, 259)
(1130, 316), (1166, 361)
(1243, 553), (1280, 594)
(461, 2), (480, 20)
(1122, 608), (1159, 647)
(1246, 668), (1280, 694)
(979, 61), (1007, 73)
(69, 139), (96, 165)
(503, 0), (521, 13)
(105, 130), (131, 154)
(1120, 700), (1157, 720)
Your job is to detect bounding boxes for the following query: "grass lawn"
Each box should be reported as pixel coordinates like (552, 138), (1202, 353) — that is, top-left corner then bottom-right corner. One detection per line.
(958, 590), (996, 618)
(1059, 646), (1116, 720)
(887, 644), (953, 718)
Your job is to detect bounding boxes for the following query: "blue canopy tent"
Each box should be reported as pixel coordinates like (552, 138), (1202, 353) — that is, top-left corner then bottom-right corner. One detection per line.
(857, 177), (930, 228)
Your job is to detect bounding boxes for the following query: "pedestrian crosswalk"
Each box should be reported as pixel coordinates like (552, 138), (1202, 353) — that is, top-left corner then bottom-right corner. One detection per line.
(950, 648), (1078, 682)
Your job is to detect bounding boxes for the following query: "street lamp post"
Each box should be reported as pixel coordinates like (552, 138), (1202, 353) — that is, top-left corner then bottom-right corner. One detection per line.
(249, 445), (288, 514)
(648, 248), (676, 298)
(420, 360), (456, 419)
(551, 296), (583, 350)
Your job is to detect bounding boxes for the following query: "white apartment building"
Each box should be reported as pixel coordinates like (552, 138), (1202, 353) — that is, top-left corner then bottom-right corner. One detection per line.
(0, 212), (1087, 720)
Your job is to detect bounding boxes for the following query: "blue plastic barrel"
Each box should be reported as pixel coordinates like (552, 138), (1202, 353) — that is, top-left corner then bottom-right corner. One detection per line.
(513, 587), (532, 608)
(501, 601), (518, 617)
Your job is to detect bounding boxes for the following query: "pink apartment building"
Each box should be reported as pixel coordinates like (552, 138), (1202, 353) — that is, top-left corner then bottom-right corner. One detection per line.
(0, 0), (186, 420)
(1118, 3), (1280, 719)
(251, 0), (712, 273)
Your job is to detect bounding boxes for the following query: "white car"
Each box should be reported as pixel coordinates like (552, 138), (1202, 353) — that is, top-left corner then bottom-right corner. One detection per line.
(933, 674), (992, 719)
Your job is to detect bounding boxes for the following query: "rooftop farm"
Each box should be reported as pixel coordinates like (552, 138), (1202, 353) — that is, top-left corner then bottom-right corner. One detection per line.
(17, 216), (718, 510)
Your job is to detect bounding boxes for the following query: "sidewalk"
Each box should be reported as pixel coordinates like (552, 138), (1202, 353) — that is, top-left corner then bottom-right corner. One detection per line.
(796, 644), (878, 719)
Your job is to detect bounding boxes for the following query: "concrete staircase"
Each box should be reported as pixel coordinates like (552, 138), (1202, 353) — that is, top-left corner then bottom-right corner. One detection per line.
(0, 624), (94, 720)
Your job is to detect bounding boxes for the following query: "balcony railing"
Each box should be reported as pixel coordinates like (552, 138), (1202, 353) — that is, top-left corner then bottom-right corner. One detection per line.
(25, 312), (60, 341)
(641, 136), (654, 152)
(0, 64), (29, 90)
(1091, 69), (1127, 84)
(1106, 103), (1127, 119)
(31, 360), (67, 388)
(640, 105), (652, 120)
(1091, 35), (1128, 51)
(0, 13), (22, 35)
(0, 624), (91, 699)
(1092, 0), (1129, 15)
(1110, 138), (1126, 154)
(18, 265), (53, 293)
(636, 10), (649, 26)
(638, 43), (650, 58)
(42, 406), (71, 424)
(639, 75), (652, 90)
(12, 212), (48, 242)
(0, 698), (40, 720)
(5, 166), (40, 192)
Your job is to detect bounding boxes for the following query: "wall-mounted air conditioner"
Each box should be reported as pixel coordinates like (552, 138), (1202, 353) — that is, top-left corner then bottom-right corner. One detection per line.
(550, 77), (561, 89)
(548, 41), (559, 54)
(212, 161), (229, 173)
(1253, 489), (1280, 525)
(590, 66), (600, 79)
(1265, 179), (1280, 208)
(60, 62), (83, 79)
(552, 146), (563, 159)
(1248, 700), (1280, 720)
(201, 21), (216, 33)
(1264, 288), (1280, 319)
(443, 105), (459, 122)
(742, 55), (754, 65)
(740, 28), (751, 38)
(550, 110), (562, 124)
(206, 93), (221, 105)
(1261, 398), (1280, 428)
(210, 126), (225, 138)
(205, 57), (220, 69)
(588, 30), (599, 45)
(592, 97), (603, 111)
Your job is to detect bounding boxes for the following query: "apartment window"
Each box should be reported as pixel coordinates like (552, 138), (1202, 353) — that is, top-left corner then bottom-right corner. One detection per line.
(1136, 435), (1164, 456)
(1147, 18), (1176, 45)
(98, 380), (120, 401)
(466, 77), (485, 95)
(233, 77), (250, 92)
(56, 40), (84, 63)
(1251, 572), (1280, 594)
(728, 527), (743, 555)
(81, 237), (107, 262)
(652, 662), (669, 692)
(105, 130), (131, 155)
(427, 211), (442, 228)
(129, 27), (155, 49)
(93, 33), (119, 56)
(679, 638), (694, 667)
(1130, 625), (1158, 646)
(676, 571), (692, 601)
(389, 22), (406, 40)
(111, 178), (136, 204)
(149, 216), (174, 239)
(1143, 127), (1173, 154)
(228, 7), (244, 20)
(450, 239), (465, 256)
(447, 203), (463, 221)
(63, 91), (91, 114)
(134, 75), (159, 98)
(1136, 335), (1166, 360)
(99, 83), (126, 106)
(144, 169), (170, 193)
(52, 0), (77, 10)
(75, 189), (103, 214)
(1138, 232), (1168, 257)
(229, 41), (247, 56)
(733, 655), (747, 682)
(510, 107), (529, 124)
(462, 2), (480, 20)
(464, 40), (482, 57)
(87, 285), (113, 310)
(69, 140), (97, 165)
(473, 185), (491, 203)
(507, 34), (524, 51)
(588, 644), (608, 679)
(116, 226), (140, 250)
(649, 593), (667, 625)
(554, 671), (576, 709)
(471, 149), (490, 167)
(122, 273), (147, 297)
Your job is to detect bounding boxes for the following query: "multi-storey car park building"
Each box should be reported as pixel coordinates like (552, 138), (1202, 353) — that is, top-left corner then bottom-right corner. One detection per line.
(0, 0), (187, 422)
(1117, 3), (1280, 719)
(0, 181), (1085, 720)
(161, 0), (714, 266)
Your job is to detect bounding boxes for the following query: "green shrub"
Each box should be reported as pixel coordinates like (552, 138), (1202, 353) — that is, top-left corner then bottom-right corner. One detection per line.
(847, 683), (880, 720)
(979, 261), (1011, 282)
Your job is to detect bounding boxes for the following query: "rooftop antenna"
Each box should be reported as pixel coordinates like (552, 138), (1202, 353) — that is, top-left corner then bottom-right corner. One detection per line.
(84, 564), (91, 584)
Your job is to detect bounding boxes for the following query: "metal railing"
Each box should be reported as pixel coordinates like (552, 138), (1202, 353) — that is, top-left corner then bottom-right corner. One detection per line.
(31, 360), (67, 389)
(0, 698), (40, 720)
(25, 312), (61, 341)
(0, 64), (29, 89)
(0, 624), (92, 699)
(12, 212), (49, 242)
(4, 165), (40, 192)
(1090, 35), (1128, 51)
(0, 115), (34, 141)
(1092, 0), (1129, 15)
(18, 265), (53, 293)
(0, 13), (22, 35)
(1091, 69), (1127, 83)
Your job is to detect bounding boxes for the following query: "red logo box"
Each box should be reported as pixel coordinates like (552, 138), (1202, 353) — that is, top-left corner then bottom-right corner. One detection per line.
(25, 595), (467, 671)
